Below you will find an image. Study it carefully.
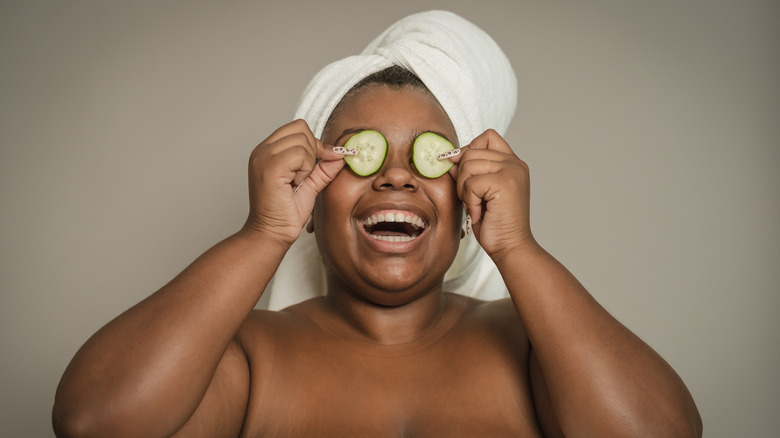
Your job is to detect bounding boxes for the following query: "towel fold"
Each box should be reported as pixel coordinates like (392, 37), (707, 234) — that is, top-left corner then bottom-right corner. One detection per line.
(262, 10), (516, 310)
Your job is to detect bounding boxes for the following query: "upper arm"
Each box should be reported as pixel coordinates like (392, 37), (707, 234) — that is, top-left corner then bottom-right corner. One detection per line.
(172, 339), (250, 437)
(529, 346), (565, 438)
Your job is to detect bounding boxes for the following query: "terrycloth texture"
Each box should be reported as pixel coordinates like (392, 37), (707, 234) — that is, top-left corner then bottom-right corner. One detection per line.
(295, 10), (517, 146)
(262, 10), (516, 310)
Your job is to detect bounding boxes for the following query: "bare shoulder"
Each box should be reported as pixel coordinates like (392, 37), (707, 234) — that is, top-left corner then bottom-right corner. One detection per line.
(236, 297), (344, 357)
(236, 299), (322, 349)
(431, 293), (532, 367)
(455, 295), (528, 340)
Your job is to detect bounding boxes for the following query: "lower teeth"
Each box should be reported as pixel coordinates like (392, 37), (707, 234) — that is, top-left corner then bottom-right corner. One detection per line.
(370, 234), (415, 242)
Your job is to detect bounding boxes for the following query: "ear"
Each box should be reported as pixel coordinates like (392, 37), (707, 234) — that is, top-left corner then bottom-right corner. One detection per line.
(306, 216), (315, 233)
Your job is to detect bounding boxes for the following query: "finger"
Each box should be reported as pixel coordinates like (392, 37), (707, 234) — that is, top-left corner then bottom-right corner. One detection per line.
(460, 174), (495, 227)
(461, 171), (510, 225)
(265, 132), (320, 164)
(289, 143), (354, 192)
(248, 139), (312, 187)
(455, 158), (507, 201)
(257, 121), (322, 172)
(278, 141), (354, 192)
(318, 145), (358, 162)
(292, 156), (348, 212)
(450, 148), (511, 182)
(466, 129), (515, 155)
(295, 158), (346, 195)
(438, 146), (467, 179)
(276, 146), (317, 188)
(292, 145), (354, 192)
(263, 119), (317, 147)
(438, 146), (467, 163)
(459, 148), (515, 163)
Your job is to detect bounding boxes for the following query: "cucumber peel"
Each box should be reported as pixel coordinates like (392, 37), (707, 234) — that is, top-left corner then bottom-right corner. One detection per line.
(413, 132), (455, 178)
(343, 130), (388, 176)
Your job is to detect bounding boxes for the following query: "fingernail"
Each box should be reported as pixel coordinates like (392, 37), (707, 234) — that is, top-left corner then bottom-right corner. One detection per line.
(465, 214), (472, 235)
(293, 182), (302, 193)
(334, 146), (358, 156)
(437, 148), (462, 160)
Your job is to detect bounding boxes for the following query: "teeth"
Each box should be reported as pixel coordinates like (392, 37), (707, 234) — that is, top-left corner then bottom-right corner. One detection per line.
(369, 234), (416, 242)
(361, 212), (427, 229)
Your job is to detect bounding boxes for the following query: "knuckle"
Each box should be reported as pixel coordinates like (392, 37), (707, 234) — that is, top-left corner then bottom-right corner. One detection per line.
(248, 146), (265, 167)
(290, 118), (310, 130)
(290, 132), (311, 147)
(461, 176), (477, 193)
(458, 157), (475, 174)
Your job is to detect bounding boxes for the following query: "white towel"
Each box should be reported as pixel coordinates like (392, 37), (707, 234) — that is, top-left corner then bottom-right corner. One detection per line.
(262, 10), (517, 310)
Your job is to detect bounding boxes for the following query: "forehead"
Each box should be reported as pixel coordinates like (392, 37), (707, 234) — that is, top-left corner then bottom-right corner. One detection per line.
(322, 85), (457, 146)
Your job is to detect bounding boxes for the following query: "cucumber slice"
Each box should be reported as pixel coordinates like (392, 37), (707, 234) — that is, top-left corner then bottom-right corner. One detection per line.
(343, 130), (388, 176)
(413, 132), (455, 178)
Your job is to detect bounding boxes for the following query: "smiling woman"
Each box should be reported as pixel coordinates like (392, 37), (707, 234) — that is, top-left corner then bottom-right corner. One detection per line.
(51, 10), (702, 438)
(312, 84), (462, 304)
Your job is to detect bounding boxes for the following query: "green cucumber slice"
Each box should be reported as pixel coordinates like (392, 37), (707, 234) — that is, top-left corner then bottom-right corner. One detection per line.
(343, 130), (388, 176)
(413, 132), (455, 178)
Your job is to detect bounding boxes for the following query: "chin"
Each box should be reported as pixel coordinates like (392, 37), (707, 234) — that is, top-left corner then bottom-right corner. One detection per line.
(357, 265), (444, 304)
(362, 286), (439, 308)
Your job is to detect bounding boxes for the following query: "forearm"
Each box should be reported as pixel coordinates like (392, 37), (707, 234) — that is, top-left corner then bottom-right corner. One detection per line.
(53, 229), (287, 437)
(493, 242), (701, 437)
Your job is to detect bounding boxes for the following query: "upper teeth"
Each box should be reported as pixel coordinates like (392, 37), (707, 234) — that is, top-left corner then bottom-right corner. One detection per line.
(361, 211), (426, 229)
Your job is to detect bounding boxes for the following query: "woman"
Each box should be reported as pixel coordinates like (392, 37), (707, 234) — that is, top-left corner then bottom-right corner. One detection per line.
(53, 11), (701, 437)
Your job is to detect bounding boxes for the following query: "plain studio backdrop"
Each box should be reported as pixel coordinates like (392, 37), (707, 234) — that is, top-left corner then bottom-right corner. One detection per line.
(1, 1), (777, 436)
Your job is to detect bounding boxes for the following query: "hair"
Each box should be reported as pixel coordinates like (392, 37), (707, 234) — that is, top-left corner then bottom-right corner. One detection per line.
(324, 65), (431, 130)
(351, 65), (427, 91)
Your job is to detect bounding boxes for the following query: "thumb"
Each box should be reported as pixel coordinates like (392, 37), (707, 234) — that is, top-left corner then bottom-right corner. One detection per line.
(293, 148), (350, 200)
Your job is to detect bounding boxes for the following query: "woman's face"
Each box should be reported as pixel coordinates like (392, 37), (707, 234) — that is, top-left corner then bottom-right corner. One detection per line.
(314, 84), (462, 306)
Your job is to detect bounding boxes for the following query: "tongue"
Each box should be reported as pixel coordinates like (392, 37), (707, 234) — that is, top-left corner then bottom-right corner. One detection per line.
(372, 230), (409, 237)
(367, 222), (413, 237)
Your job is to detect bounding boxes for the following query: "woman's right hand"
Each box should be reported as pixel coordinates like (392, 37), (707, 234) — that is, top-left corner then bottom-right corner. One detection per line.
(242, 119), (354, 246)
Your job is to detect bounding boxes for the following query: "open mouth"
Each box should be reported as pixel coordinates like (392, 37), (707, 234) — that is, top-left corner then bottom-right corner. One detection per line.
(361, 211), (427, 243)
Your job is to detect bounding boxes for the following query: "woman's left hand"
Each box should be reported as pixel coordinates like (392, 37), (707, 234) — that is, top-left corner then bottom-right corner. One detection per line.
(444, 129), (536, 259)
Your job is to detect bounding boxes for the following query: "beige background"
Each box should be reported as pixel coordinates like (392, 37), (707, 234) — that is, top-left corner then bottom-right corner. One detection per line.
(1, 1), (778, 436)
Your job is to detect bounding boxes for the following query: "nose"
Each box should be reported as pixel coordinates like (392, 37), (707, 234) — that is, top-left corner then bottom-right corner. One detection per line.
(372, 153), (418, 192)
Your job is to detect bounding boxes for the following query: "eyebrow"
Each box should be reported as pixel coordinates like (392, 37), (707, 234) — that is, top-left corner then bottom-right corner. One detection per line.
(333, 128), (455, 146)
(333, 128), (372, 146)
(409, 130), (455, 146)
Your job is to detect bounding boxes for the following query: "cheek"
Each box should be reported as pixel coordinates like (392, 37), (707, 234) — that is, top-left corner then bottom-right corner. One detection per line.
(427, 178), (463, 230)
(312, 171), (361, 230)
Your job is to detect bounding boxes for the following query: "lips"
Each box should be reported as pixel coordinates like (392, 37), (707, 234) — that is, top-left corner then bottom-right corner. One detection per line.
(360, 210), (427, 243)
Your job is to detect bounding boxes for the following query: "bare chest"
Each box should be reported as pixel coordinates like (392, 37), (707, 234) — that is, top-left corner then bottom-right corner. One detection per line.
(240, 327), (541, 437)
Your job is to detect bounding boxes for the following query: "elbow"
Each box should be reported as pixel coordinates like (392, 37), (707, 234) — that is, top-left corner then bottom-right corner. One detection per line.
(52, 395), (110, 438)
(52, 404), (93, 438)
(52, 403), (103, 438)
(659, 415), (703, 438)
(667, 392), (704, 438)
(602, 396), (703, 438)
(606, 415), (702, 438)
(683, 408), (704, 438)
(633, 406), (703, 438)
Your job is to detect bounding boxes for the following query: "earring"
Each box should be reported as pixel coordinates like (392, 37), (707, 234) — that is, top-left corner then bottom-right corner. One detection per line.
(463, 214), (472, 236)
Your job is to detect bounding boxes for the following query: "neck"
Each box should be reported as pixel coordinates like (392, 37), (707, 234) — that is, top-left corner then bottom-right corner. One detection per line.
(324, 285), (449, 345)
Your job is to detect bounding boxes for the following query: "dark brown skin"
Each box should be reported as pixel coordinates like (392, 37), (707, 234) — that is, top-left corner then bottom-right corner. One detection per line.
(52, 85), (702, 437)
